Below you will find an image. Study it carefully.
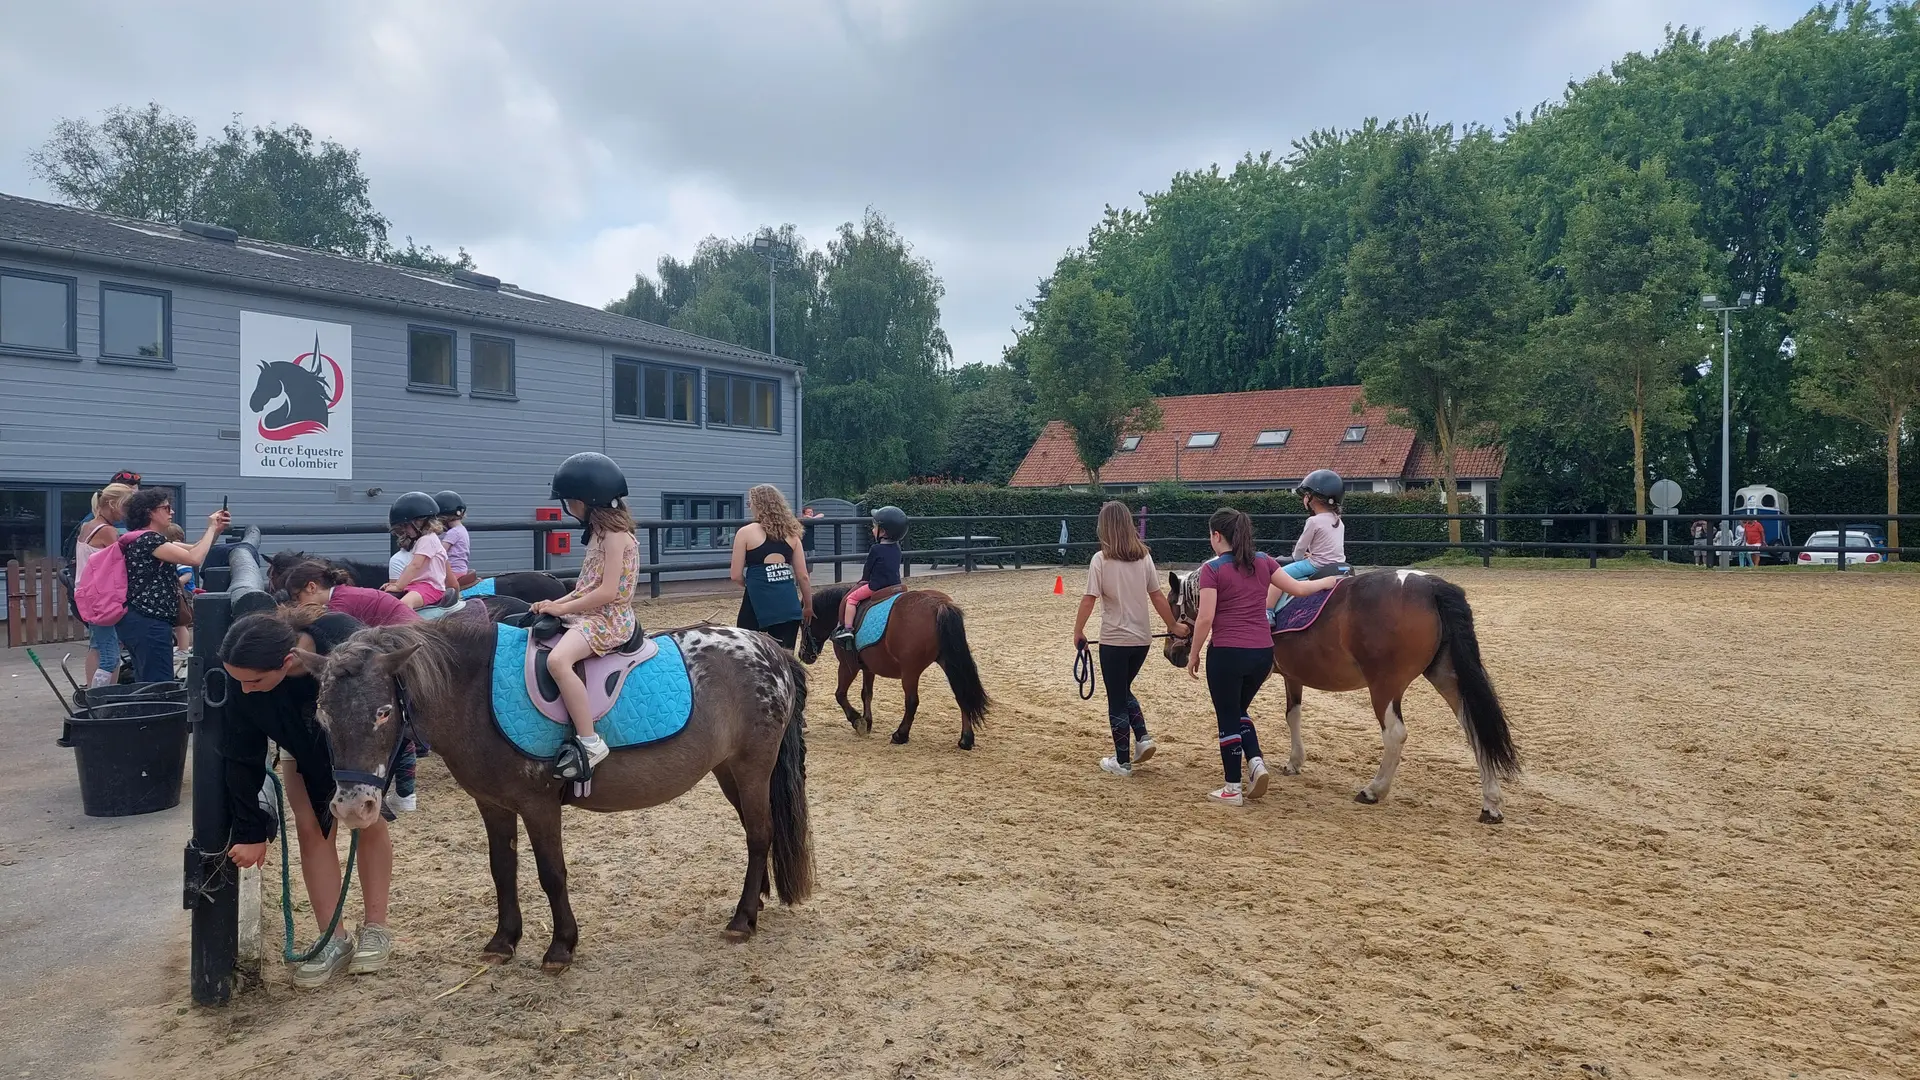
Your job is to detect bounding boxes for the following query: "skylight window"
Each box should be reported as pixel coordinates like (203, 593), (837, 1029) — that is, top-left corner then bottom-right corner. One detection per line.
(1119, 435), (1142, 452)
(1342, 425), (1368, 443)
(1255, 428), (1291, 447)
(1186, 432), (1220, 449)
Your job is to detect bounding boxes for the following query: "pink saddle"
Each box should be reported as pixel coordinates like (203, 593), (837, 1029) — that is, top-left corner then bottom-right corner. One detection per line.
(524, 626), (659, 725)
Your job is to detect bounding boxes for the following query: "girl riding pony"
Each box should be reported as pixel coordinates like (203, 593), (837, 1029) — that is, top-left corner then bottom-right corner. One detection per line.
(384, 492), (455, 610)
(831, 506), (907, 647)
(1269, 468), (1348, 613)
(435, 490), (477, 589)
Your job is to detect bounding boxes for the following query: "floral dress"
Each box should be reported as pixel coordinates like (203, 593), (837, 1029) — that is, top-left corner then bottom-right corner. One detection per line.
(565, 532), (638, 655)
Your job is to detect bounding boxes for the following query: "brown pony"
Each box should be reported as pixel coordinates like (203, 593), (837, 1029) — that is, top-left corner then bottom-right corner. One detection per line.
(1165, 567), (1520, 823)
(299, 618), (814, 971)
(798, 585), (991, 749)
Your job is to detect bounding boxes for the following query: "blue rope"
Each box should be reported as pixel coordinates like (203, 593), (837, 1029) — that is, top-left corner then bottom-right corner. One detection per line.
(263, 769), (359, 964)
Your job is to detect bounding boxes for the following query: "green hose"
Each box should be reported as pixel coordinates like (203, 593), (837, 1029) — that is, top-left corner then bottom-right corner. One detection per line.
(264, 769), (359, 964)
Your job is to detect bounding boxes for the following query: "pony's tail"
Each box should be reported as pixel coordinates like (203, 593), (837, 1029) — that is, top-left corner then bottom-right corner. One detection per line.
(1431, 578), (1520, 779)
(768, 650), (815, 905)
(934, 603), (991, 729)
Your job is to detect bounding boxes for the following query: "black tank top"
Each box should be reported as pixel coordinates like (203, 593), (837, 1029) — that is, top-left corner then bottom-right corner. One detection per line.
(746, 535), (794, 566)
(741, 531), (802, 627)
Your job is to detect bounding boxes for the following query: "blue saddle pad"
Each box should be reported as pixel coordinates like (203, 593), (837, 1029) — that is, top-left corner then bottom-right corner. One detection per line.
(489, 622), (693, 760)
(855, 593), (901, 651)
(1269, 581), (1339, 635)
(461, 577), (497, 598)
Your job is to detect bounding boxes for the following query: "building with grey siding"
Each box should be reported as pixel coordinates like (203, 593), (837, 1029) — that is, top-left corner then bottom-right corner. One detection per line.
(0, 192), (801, 578)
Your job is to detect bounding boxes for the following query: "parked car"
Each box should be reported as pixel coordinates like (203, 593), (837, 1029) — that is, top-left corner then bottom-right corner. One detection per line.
(1797, 529), (1887, 566)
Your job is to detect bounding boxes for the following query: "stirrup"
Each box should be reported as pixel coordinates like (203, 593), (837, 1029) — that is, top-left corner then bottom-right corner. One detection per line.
(553, 736), (595, 782)
(831, 625), (854, 644)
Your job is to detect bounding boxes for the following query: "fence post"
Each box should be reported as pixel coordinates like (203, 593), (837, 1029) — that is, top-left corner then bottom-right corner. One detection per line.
(1588, 518), (1599, 569)
(532, 524), (548, 573)
(1837, 525), (1848, 571)
(833, 520), (843, 584)
(964, 519), (975, 574)
(648, 527), (661, 599)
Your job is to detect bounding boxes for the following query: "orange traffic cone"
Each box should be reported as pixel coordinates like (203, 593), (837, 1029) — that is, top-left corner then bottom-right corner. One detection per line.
(1053, 575), (1065, 595)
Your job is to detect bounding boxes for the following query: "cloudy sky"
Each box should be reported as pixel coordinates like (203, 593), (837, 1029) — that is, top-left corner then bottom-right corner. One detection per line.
(0, 0), (1810, 367)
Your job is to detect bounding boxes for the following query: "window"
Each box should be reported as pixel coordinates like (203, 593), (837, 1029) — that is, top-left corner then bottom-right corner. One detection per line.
(662, 494), (742, 549)
(0, 270), (76, 353)
(1344, 480), (1374, 493)
(408, 326), (456, 389)
(1342, 425), (1367, 443)
(613, 359), (698, 422)
(1186, 431), (1220, 449)
(471, 335), (515, 397)
(1119, 435), (1142, 452)
(707, 371), (780, 430)
(1254, 428), (1291, 447)
(100, 284), (169, 362)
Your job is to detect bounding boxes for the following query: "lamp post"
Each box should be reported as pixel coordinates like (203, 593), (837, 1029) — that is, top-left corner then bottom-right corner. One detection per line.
(754, 232), (799, 504)
(1701, 290), (1757, 568)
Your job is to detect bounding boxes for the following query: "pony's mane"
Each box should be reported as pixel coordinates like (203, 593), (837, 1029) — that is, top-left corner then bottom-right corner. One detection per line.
(345, 618), (494, 709)
(810, 583), (853, 620)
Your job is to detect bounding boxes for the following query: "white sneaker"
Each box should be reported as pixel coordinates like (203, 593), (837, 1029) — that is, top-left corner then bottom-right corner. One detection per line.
(89, 669), (115, 689)
(1099, 756), (1132, 778)
(1207, 784), (1245, 807)
(1245, 757), (1271, 801)
(385, 791), (417, 814)
(578, 733), (610, 767)
(1133, 736), (1158, 765)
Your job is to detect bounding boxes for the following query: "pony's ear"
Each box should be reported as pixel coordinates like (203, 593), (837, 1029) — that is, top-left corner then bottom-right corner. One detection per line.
(1168, 571), (1180, 597)
(291, 649), (328, 676)
(376, 642), (422, 676)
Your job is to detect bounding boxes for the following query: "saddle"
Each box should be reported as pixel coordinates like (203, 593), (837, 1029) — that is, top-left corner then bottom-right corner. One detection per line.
(848, 584), (904, 637)
(501, 611), (658, 726)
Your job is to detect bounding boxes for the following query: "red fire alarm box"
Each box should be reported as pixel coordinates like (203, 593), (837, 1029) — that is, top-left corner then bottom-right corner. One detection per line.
(537, 507), (569, 555)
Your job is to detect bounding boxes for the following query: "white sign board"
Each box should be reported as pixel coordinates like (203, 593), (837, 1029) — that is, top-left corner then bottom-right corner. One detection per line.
(1650, 478), (1683, 514)
(240, 312), (353, 478)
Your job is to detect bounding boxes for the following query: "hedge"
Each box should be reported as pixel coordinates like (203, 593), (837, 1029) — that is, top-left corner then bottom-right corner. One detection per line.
(858, 482), (1482, 567)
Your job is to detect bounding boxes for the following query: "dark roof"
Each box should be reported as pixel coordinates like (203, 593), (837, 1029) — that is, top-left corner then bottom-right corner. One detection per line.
(1009, 385), (1506, 488)
(0, 191), (789, 369)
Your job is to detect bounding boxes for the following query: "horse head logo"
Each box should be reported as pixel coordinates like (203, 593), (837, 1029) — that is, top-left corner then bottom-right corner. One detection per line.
(251, 334), (345, 440)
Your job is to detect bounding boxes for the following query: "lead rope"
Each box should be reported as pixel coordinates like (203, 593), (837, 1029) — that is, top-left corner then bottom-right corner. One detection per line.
(265, 768), (359, 964)
(1074, 640), (1097, 701)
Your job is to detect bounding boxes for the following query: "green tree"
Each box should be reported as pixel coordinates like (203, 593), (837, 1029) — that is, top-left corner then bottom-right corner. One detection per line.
(938, 363), (1039, 484)
(1023, 277), (1162, 488)
(28, 103), (203, 223)
(1530, 159), (1711, 542)
(384, 236), (475, 274)
(1792, 170), (1920, 553)
(1330, 130), (1527, 543)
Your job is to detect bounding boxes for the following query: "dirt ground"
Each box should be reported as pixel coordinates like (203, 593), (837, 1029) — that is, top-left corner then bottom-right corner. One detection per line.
(113, 567), (1916, 1080)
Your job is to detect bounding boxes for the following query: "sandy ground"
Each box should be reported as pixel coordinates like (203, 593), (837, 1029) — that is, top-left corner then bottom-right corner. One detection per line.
(108, 567), (1916, 1080)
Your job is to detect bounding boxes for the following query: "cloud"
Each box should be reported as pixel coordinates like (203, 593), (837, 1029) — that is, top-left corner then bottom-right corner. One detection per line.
(0, 0), (1810, 366)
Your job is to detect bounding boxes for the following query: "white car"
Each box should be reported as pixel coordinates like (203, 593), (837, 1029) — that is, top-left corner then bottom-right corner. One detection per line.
(1797, 530), (1886, 566)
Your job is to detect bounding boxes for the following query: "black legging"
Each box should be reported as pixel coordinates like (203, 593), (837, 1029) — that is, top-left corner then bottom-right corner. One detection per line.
(1098, 643), (1150, 764)
(737, 599), (800, 650)
(1205, 645), (1272, 784)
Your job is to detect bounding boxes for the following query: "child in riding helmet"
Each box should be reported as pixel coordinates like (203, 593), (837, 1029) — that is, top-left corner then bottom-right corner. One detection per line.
(1269, 468), (1348, 612)
(533, 452), (644, 780)
(434, 490), (476, 589)
(832, 506), (907, 646)
(384, 492), (455, 610)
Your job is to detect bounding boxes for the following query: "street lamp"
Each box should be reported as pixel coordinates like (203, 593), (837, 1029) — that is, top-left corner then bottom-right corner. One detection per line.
(1701, 289), (1759, 567)
(752, 234), (794, 358)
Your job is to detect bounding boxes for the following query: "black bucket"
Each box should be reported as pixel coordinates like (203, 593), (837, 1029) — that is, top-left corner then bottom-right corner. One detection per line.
(58, 698), (191, 818)
(72, 680), (186, 712)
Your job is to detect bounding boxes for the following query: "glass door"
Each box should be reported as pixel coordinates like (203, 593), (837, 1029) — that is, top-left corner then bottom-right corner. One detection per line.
(0, 488), (50, 566)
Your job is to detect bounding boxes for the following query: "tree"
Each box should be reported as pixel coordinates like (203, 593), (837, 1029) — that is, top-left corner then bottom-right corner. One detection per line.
(1793, 170), (1920, 553)
(1023, 277), (1162, 488)
(1530, 159), (1711, 542)
(384, 236), (475, 274)
(1329, 130), (1527, 543)
(28, 103), (203, 223)
(938, 364), (1039, 484)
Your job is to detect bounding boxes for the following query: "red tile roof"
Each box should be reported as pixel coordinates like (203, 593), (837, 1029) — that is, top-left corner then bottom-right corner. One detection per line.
(1405, 442), (1508, 482)
(1008, 385), (1505, 488)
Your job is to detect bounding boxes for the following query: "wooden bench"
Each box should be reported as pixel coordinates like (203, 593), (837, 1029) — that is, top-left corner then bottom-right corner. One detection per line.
(6, 556), (84, 647)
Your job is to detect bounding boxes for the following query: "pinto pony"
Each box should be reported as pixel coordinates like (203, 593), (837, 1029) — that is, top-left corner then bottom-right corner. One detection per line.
(1165, 568), (1520, 822)
(302, 619), (815, 970)
(798, 585), (991, 749)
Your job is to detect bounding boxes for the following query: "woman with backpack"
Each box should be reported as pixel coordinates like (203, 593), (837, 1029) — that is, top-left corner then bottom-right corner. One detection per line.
(114, 488), (229, 683)
(73, 482), (136, 687)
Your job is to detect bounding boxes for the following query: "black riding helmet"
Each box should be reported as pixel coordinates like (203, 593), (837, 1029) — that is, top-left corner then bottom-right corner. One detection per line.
(872, 505), (909, 541)
(433, 489), (466, 516)
(550, 452), (628, 508)
(1295, 469), (1345, 505)
(389, 490), (440, 527)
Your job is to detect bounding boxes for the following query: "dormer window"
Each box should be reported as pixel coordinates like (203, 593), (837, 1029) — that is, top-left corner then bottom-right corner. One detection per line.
(1342, 425), (1367, 443)
(1255, 429), (1290, 447)
(1119, 435), (1142, 452)
(1186, 432), (1220, 449)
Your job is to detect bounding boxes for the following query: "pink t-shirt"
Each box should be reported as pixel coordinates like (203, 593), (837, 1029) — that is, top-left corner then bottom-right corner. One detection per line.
(444, 523), (471, 574)
(403, 532), (450, 592)
(1198, 552), (1281, 649)
(326, 585), (422, 627)
(1292, 512), (1346, 567)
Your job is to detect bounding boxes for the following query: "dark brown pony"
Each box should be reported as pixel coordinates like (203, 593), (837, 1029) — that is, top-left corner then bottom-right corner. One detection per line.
(798, 585), (991, 749)
(1165, 568), (1520, 823)
(299, 618), (814, 971)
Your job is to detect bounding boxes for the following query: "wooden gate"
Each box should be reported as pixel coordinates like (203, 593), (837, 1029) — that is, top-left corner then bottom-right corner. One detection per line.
(5, 557), (84, 647)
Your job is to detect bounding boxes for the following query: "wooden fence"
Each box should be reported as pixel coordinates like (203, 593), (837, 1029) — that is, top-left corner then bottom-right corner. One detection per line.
(5, 557), (84, 647)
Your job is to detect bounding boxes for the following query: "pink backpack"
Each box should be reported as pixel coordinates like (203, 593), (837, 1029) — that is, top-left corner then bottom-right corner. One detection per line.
(74, 529), (150, 626)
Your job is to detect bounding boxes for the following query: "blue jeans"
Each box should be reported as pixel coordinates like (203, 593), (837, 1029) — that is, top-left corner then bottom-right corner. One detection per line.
(1281, 559), (1316, 580)
(86, 622), (120, 679)
(117, 610), (175, 683)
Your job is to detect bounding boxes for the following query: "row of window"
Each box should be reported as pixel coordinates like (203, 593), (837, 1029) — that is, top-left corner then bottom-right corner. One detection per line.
(661, 493), (744, 550)
(1116, 425), (1367, 453)
(1, 269), (168, 362)
(3, 267), (783, 432)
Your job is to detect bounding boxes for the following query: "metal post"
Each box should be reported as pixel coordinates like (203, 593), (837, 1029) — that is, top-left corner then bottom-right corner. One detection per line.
(1837, 526), (1848, 572)
(1589, 518), (1599, 569)
(648, 527), (661, 599)
(768, 260), (777, 359)
(533, 524), (549, 572)
(1719, 308), (1732, 568)
(1662, 517), (1670, 563)
(832, 519), (843, 583)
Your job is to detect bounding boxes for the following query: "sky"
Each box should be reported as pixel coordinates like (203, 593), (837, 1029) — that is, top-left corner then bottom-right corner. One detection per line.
(0, 0), (1814, 368)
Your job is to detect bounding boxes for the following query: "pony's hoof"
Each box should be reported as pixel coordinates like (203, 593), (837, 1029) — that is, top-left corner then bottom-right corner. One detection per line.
(722, 926), (754, 943)
(1479, 810), (1505, 825)
(1354, 789), (1380, 805)
(479, 948), (514, 965)
(540, 945), (573, 973)
(890, 730), (909, 745)
(958, 732), (975, 751)
(1280, 763), (1302, 776)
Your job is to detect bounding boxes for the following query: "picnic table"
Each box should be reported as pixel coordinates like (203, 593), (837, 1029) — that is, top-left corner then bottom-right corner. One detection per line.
(927, 535), (1008, 569)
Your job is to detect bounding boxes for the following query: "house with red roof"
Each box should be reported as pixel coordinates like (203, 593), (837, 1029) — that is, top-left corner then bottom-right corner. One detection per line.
(1008, 385), (1506, 508)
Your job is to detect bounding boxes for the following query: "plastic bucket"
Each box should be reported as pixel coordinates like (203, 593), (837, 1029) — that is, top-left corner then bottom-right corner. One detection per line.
(72, 680), (186, 712)
(58, 699), (191, 817)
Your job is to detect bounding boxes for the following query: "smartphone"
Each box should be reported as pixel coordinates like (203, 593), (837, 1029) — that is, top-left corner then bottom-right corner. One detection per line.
(221, 495), (229, 511)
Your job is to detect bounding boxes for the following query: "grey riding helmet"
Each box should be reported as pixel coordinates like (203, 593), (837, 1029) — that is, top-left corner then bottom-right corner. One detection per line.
(389, 491), (440, 527)
(550, 452), (628, 508)
(1295, 469), (1345, 505)
(872, 505), (909, 541)
(433, 489), (466, 517)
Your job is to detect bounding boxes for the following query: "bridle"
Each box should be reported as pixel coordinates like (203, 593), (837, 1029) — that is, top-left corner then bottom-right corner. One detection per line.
(330, 677), (415, 799)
